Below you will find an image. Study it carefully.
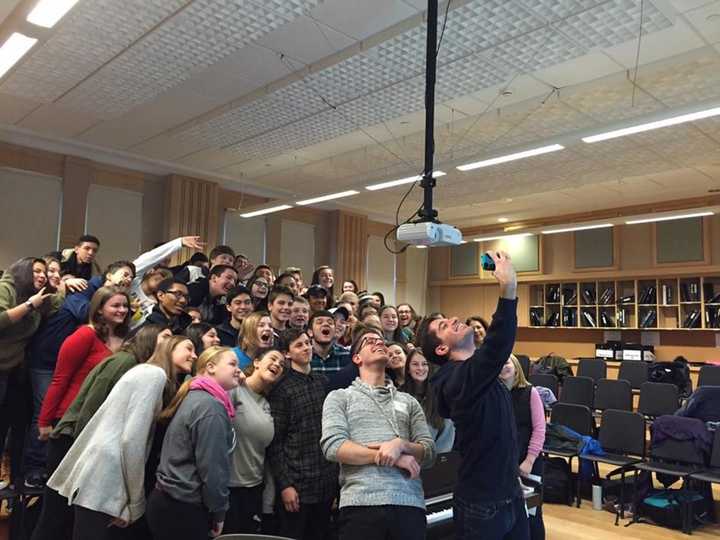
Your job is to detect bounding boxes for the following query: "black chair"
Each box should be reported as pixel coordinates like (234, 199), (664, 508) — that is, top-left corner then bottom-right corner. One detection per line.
(559, 376), (595, 409)
(632, 417), (707, 534)
(689, 427), (720, 484)
(545, 403), (594, 507)
(577, 358), (607, 384)
(638, 382), (679, 419)
(529, 373), (558, 398)
(698, 365), (720, 387)
(594, 379), (632, 412)
(582, 410), (646, 522)
(618, 361), (649, 391)
(515, 354), (531, 379)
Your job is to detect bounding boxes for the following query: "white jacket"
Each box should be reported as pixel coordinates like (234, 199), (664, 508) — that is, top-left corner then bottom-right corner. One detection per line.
(48, 363), (167, 523)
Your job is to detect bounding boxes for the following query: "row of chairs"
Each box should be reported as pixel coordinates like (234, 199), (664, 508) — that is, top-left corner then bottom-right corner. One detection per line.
(545, 404), (720, 533)
(529, 374), (681, 418)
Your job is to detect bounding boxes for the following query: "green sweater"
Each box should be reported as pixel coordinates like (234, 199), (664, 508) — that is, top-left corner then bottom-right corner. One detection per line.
(0, 272), (62, 372)
(53, 351), (139, 439)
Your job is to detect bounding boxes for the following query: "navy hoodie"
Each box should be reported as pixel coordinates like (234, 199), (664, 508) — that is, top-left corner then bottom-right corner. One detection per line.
(430, 297), (519, 503)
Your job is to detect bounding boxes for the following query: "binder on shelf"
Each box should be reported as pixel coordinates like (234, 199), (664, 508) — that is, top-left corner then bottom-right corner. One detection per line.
(620, 295), (635, 304)
(640, 309), (657, 328)
(682, 309), (701, 329)
(600, 311), (615, 327)
(562, 289), (577, 305)
(546, 286), (560, 303)
(582, 311), (596, 327)
(639, 286), (656, 305)
(581, 288), (595, 304)
(599, 287), (614, 305)
(661, 284), (673, 305)
(530, 310), (544, 326)
(546, 312), (560, 327)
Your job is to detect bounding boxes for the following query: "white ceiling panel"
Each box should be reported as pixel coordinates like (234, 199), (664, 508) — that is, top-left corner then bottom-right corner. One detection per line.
(683, 1), (720, 43)
(310, 0), (418, 41)
(532, 51), (623, 87)
(518, 0), (606, 20)
(55, 0), (319, 118)
(0, 0), (186, 103)
(18, 104), (99, 138)
(0, 93), (42, 125)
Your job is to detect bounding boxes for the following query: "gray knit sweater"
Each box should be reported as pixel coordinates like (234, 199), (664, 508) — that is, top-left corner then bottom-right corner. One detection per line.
(321, 377), (436, 509)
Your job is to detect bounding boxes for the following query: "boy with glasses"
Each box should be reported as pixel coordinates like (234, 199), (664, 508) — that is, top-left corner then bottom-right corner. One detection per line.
(144, 278), (192, 334)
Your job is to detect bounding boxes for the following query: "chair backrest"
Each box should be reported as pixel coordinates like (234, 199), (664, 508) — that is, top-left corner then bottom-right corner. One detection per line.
(529, 373), (558, 397)
(559, 376), (595, 408)
(550, 402), (594, 437)
(711, 428), (720, 468)
(639, 382), (679, 418)
(515, 354), (531, 379)
(598, 409), (645, 457)
(595, 378), (632, 411)
(577, 358), (607, 384)
(618, 361), (649, 390)
(698, 365), (720, 387)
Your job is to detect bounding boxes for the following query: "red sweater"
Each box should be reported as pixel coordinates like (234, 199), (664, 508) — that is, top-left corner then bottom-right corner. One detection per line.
(39, 325), (111, 427)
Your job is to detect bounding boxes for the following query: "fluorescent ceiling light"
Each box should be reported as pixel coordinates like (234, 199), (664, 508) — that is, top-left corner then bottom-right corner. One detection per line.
(583, 107), (720, 143)
(474, 233), (533, 242)
(240, 204), (293, 218)
(625, 211), (714, 225)
(365, 170), (446, 191)
(414, 245), (428, 249)
(296, 190), (358, 206)
(457, 144), (564, 172)
(0, 33), (37, 78)
(27, 0), (79, 28)
(542, 223), (613, 234)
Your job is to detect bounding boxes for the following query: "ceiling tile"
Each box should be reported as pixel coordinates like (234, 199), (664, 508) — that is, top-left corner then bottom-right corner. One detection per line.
(683, 1), (720, 43)
(18, 104), (99, 138)
(532, 51), (623, 87)
(0, 92), (42, 125)
(310, 0), (417, 40)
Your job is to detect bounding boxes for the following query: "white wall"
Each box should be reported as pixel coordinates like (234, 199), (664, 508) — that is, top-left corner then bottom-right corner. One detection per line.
(366, 234), (396, 305)
(0, 168), (61, 269)
(224, 213), (266, 265)
(281, 219), (316, 280)
(404, 246), (428, 313)
(85, 184), (143, 267)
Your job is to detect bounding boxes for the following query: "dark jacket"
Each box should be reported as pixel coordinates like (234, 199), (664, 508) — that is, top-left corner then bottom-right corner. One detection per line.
(143, 305), (192, 335)
(216, 320), (239, 348)
(187, 279), (226, 325)
(28, 275), (103, 371)
(676, 386), (720, 424)
(652, 415), (713, 457)
(431, 297), (519, 503)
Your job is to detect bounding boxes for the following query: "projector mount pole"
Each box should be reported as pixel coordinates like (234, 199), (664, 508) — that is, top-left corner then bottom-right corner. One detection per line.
(417, 0), (439, 224)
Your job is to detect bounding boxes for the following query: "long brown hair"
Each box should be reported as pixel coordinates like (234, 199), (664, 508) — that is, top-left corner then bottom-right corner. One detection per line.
(158, 346), (231, 423)
(88, 286), (131, 340)
(239, 311), (270, 359)
(400, 349), (444, 431)
(146, 335), (193, 408)
(121, 324), (168, 363)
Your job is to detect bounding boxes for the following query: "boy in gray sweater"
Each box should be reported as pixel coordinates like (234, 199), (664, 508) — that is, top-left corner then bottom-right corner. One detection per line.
(321, 326), (436, 540)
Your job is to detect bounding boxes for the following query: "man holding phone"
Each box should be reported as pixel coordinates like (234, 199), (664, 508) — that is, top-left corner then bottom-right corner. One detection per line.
(416, 251), (527, 540)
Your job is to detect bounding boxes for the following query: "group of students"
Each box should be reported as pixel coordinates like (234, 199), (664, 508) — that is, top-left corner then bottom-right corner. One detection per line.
(0, 234), (543, 540)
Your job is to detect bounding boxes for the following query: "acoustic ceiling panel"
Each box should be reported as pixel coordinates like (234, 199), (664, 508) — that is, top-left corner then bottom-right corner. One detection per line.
(518, 0), (606, 21)
(0, 0), (184, 103)
(55, 0), (319, 117)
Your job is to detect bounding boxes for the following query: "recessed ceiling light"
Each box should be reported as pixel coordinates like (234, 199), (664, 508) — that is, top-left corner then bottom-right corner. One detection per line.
(501, 89), (513, 97)
(27, 0), (79, 28)
(0, 33), (37, 78)
(457, 144), (565, 172)
(240, 205), (293, 218)
(498, 217), (509, 223)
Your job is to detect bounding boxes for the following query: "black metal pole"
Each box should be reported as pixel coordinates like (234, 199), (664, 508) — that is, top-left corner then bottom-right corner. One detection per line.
(418, 0), (439, 223)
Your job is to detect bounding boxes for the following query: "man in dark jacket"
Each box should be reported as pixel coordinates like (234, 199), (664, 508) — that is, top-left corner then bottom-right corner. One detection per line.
(417, 251), (525, 540)
(216, 285), (252, 347)
(143, 278), (192, 335)
(187, 265), (237, 325)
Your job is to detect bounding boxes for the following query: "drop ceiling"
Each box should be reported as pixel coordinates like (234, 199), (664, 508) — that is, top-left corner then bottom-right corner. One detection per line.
(0, 0), (718, 227)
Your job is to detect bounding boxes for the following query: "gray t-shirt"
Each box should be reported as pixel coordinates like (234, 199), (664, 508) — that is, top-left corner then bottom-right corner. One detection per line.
(230, 384), (275, 487)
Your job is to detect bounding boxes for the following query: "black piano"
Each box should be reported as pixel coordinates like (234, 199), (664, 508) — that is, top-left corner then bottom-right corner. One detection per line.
(424, 452), (543, 539)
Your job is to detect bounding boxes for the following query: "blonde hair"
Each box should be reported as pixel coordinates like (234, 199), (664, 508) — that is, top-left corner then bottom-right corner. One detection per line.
(508, 354), (530, 389)
(158, 346), (232, 423)
(239, 312), (271, 357)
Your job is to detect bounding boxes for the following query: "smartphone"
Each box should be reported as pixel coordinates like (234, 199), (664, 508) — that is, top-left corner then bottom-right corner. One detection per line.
(481, 253), (495, 271)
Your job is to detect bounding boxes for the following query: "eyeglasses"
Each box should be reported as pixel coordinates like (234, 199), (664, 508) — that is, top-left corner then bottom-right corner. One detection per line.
(254, 282), (269, 289)
(359, 336), (385, 350)
(165, 290), (189, 300)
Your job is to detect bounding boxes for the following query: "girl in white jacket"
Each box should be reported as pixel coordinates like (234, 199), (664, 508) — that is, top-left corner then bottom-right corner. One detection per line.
(47, 335), (197, 540)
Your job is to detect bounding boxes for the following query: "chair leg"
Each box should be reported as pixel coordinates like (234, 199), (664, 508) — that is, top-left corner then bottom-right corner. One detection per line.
(619, 469), (626, 522)
(576, 457), (582, 508)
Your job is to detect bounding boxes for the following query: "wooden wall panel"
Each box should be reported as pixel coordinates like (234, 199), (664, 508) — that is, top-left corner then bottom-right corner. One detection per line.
(335, 211), (368, 290)
(59, 156), (93, 248)
(164, 174), (219, 264)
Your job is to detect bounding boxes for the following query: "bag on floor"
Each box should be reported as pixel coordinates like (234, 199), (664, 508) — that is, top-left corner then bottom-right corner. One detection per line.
(639, 488), (705, 530)
(542, 457), (573, 505)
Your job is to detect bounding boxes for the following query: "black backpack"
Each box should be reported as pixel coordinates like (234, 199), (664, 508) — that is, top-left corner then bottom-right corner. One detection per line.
(648, 358), (692, 398)
(542, 457), (573, 505)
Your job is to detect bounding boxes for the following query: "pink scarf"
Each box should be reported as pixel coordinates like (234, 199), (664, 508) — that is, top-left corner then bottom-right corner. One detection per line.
(189, 376), (235, 418)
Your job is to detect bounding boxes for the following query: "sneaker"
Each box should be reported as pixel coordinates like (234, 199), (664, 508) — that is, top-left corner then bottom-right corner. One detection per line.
(23, 473), (46, 490)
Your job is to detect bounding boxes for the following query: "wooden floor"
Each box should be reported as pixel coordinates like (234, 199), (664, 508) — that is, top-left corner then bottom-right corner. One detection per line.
(544, 501), (720, 540)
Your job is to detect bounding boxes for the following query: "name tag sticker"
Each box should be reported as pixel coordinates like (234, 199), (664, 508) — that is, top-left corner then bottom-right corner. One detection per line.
(394, 401), (408, 414)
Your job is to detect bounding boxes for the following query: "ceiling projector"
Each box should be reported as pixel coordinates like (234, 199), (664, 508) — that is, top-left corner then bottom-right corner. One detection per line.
(397, 222), (462, 247)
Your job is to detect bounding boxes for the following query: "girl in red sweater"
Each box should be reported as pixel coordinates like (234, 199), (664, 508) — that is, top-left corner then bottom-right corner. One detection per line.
(38, 286), (131, 439)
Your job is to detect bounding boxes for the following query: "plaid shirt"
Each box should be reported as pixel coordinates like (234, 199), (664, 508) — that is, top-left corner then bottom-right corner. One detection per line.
(267, 368), (338, 503)
(310, 343), (351, 374)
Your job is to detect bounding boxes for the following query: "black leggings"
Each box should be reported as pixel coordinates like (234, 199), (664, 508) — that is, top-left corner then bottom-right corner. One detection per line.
(30, 434), (74, 540)
(146, 489), (211, 540)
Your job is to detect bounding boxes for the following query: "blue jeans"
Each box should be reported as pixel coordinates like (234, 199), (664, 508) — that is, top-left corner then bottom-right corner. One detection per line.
(454, 494), (530, 540)
(24, 368), (54, 475)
